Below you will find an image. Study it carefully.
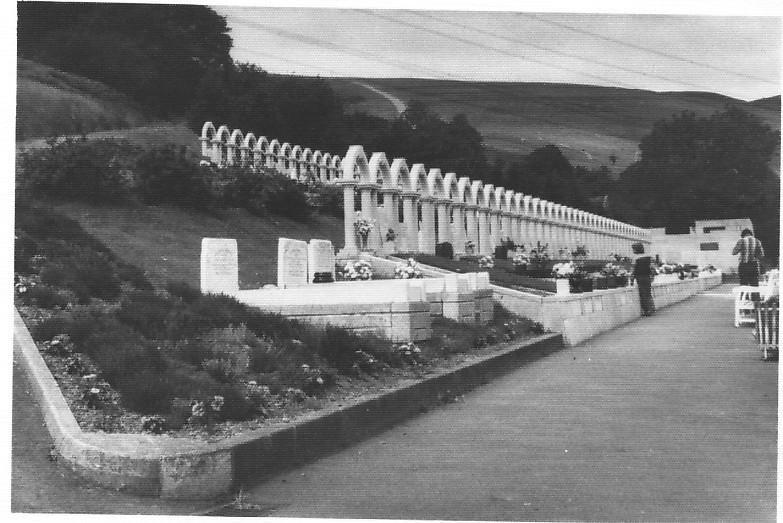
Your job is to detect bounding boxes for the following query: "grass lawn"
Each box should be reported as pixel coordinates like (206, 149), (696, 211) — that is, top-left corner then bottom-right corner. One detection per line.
(51, 200), (345, 290)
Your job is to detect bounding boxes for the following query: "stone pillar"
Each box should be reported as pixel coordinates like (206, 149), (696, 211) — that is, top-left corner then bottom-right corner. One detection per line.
(465, 205), (478, 254)
(401, 193), (419, 253)
(381, 189), (399, 252)
(478, 209), (492, 255)
(436, 200), (451, 246)
(451, 203), (467, 256)
(358, 183), (380, 251)
(501, 212), (512, 244)
(489, 211), (501, 249)
(419, 197), (436, 255)
(339, 181), (358, 255)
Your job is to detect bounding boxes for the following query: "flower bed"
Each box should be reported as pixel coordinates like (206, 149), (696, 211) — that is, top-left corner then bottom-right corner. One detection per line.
(16, 203), (542, 441)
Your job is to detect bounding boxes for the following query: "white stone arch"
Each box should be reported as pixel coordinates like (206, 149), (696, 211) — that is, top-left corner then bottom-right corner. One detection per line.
(408, 164), (429, 195)
(457, 177), (472, 204)
(341, 145), (369, 182)
(522, 195), (532, 214)
(200, 121), (216, 159)
(253, 136), (270, 168)
(390, 158), (411, 192)
(546, 201), (555, 220)
(213, 125), (231, 166)
(331, 156), (342, 182)
(268, 139), (281, 170)
(443, 173), (459, 203)
(228, 128), (243, 162)
(503, 190), (515, 213)
(242, 133), (257, 167)
(302, 148), (315, 182)
(278, 142), (292, 172)
(291, 145), (304, 180)
(489, 186), (503, 211)
(479, 184), (494, 209)
(469, 180), (484, 206)
(312, 150), (324, 181)
(368, 152), (393, 187)
(426, 169), (446, 200)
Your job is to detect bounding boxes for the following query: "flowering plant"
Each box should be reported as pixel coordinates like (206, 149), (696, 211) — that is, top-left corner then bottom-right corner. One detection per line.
(700, 264), (718, 274)
(529, 248), (550, 266)
(552, 261), (576, 279)
(353, 212), (375, 239)
(342, 260), (373, 280)
(572, 245), (589, 258)
(465, 239), (476, 253)
(14, 274), (37, 295)
(478, 255), (495, 268)
(394, 258), (423, 279)
(511, 250), (529, 268)
(385, 228), (397, 242)
(395, 342), (423, 365)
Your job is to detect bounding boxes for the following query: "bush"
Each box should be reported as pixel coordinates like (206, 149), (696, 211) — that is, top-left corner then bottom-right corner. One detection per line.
(134, 145), (213, 209)
(166, 280), (202, 302)
(17, 136), (136, 202)
(39, 248), (122, 303)
(218, 166), (313, 221)
(19, 284), (72, 309)
(435, 242), (454, 259)
(306, 184), (343, 218)
(32, 304), (108, 343)
(116, 290), (173, 339)
(116, 262), (153, 291)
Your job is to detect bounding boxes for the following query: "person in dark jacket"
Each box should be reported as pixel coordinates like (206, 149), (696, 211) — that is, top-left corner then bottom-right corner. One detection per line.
(631, 243), (656, 316)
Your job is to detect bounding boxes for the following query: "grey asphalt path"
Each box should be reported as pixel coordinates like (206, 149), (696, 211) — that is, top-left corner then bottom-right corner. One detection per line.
(236, 284), (777, 521)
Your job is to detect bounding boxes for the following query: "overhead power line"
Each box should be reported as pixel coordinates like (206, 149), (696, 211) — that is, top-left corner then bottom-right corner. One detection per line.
(412, 10), (720, 93)
(520, 13), (778, 86)
(358, 9), (640, 90)
(230, 16), (460, 80)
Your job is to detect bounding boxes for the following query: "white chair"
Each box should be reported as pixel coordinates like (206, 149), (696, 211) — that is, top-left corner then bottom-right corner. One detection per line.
(733, 286), (759, 327)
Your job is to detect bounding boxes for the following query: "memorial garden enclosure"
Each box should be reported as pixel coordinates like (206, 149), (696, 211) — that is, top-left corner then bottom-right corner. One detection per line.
(198, 122), (720, 346)
(200, 122), (652, 258)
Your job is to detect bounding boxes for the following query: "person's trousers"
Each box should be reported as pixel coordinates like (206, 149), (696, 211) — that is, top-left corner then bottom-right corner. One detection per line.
(637, 277), (655, 315)
(738, 261), (760, 286)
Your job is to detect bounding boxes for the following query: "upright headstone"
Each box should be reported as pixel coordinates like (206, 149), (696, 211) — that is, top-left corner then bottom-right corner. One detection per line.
(201, 238), (239, 295)
(308, 239), (336, 283)
(277, 238), (308, 288)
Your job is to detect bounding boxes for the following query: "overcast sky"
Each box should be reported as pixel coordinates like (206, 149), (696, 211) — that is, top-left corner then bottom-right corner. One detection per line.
(214, 1), (781, 101)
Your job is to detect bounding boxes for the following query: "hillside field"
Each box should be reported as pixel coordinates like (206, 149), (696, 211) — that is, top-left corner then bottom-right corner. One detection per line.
(327, 78), (781, 172)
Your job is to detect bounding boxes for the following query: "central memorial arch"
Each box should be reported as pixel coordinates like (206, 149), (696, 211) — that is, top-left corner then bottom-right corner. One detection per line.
(200, 122), (652, 257)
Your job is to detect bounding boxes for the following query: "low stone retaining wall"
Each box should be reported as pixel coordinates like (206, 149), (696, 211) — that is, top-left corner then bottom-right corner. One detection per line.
(362, 254), (494, 324)
(234, 281), (432, 341)
(14, 307), (562, 500)
(494, 272), (723, 345)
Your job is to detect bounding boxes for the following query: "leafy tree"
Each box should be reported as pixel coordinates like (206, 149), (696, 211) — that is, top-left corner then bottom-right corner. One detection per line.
(18, 3), (233, 115)
(612, 107), (780, 258)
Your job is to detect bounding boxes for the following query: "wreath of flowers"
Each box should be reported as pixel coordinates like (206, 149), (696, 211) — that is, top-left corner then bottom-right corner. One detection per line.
(394, 258), (423, 279)
(342, 260), (373, 280)
(478, 255), (495, 268)
(511, 250), (529, 267)
(552, 261), (576, 279)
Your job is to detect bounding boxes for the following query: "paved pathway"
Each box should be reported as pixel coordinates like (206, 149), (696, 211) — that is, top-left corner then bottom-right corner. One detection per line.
(235, 284), (777, 521)
(12, 285), (777, 519)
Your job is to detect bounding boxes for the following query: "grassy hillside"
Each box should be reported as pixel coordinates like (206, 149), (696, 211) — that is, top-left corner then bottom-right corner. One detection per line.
(327, 78), (781, 171)
(16, 58), (151, 141)
(49, 200), (345, 290)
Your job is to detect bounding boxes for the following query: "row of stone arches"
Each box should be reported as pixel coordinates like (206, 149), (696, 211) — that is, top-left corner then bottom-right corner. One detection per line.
(200, 122), (650, 257)
(200, 122), (343, 183)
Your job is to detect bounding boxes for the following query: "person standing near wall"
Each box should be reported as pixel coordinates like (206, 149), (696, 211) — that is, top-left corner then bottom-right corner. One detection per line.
(732, 228), (764, 286)
(631, 243), (656, 316)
